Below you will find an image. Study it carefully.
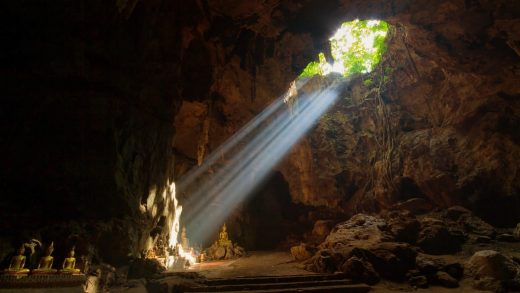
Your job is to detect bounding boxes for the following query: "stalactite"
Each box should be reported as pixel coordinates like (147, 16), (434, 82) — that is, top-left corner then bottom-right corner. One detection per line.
(197, 103), (211, 166)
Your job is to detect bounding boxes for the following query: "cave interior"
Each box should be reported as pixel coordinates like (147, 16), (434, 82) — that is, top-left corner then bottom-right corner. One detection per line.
(1, 0), (520, 292)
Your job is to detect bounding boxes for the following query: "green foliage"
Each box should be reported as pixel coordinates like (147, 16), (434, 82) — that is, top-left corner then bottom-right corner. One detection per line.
(299, 53), (330, 78)
(331, 19), (389, 76)
(363, 78), (374, 86)
(299, 19), (389, 78)
(300, 61), (321, 77)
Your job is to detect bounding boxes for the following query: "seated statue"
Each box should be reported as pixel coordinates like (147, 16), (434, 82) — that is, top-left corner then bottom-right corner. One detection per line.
(59, 246), (81, 274)
(218, 224), (231, 246)
(32, 242), (57, 274)
(3, 245), (30, 275)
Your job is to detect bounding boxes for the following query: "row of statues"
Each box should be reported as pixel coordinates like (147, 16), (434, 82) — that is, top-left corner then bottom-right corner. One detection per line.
(3, 242), (81, 276)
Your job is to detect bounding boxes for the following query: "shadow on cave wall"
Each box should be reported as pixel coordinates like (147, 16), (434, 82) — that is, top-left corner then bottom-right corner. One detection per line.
(232, 172), (301, 251)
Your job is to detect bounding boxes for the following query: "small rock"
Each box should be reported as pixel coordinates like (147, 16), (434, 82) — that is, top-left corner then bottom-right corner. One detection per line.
(394, 198), (434, 215)
(233, 245), (246, 257)
(416, 254), (444, 275)
(341, 256), (380, 285)
(496, 233), (516, 242)
(417, 219), (463, 254)
(290, 244), (314, 261)
(442, 262), (464, 280)
(386, 213), (420, 244)
(463, 216), (496, 238)
(474, 235), (492, 243)
(445, 206), (471, 220)
(367, 242), (417, 280)
(214, 246), (227, 260)
(435, 271), (459, 288)
(409, 275), (429, 288)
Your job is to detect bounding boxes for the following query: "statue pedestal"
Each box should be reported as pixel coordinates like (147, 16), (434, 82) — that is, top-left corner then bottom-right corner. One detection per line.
(0, 273), (86, 292)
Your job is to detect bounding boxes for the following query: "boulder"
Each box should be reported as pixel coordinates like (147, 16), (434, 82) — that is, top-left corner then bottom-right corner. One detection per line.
(466, 250), (520, 292)
(385, 212), (420, 244)
(319, 214), (387, 251)
(417, 218), (464, 254)
(306, 249), (341, 274)
(466, 250), (520, 280)
(341, 256), (380, 285)
(415, 254), (444, 275)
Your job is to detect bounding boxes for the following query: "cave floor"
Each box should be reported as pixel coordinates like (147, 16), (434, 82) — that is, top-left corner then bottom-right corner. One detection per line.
(185, 251), (314, 278)
(171, 240), (520, 292)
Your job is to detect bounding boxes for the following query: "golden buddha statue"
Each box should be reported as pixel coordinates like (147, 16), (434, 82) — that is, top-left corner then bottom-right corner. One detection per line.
(32, 242), (57, 274)
(59, 246), (81, 274)
(3, 245), (30, 275)
(218, 224), (231, 246)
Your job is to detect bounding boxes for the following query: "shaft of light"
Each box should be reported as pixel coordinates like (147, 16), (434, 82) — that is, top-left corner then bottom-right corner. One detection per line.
(177, 79), (310, 192)
(181, 80), (344, 245)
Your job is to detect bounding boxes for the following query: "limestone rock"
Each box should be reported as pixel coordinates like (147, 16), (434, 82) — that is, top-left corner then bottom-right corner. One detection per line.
(393, 198), (434, 215)
(435, 271), (459, 288)
(445, 206), (472, 221)
(307, 214), (417, 281)
(415, 254), (445, 275)
(290, 244), (314, 261)
(466, 250), (520, 280)
(409, 275), (428, 288)
(466, 250), (520, 291)
(463, 216), (496, 238)
(442, 262), (464, 280)
(386, 212), (420, 244)
(311, 220), (335, 243)
(205, 242), (245, 261)
(341, 256), (380, 285)
(417, 218), (464, 254)
(319, 214), (387, 251)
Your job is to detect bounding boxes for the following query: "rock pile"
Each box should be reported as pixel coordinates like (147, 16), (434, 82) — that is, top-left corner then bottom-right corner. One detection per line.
(297, 205), (510, 288)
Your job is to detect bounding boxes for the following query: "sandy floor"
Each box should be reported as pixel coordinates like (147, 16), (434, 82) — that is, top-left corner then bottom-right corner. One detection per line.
(187, 251), (314, 278)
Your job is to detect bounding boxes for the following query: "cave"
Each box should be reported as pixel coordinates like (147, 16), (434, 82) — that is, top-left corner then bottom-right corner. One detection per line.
(1, 0), (520, 292)
(238, 172), (295, 251)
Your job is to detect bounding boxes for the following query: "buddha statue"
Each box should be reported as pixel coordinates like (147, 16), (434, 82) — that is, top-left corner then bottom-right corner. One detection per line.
(32, 242), (57, 274)
(59, 246), (81, 274)
(218, 224), (231, 246)
(3, 245), (30, 275)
